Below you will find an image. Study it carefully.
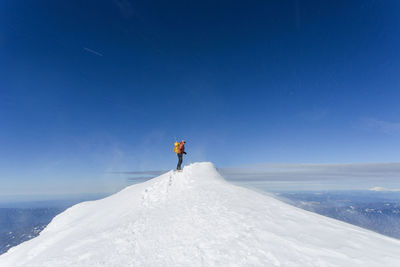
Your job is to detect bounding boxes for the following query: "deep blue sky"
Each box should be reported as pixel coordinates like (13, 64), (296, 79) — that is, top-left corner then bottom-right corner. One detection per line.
(1, 0), (400, 196)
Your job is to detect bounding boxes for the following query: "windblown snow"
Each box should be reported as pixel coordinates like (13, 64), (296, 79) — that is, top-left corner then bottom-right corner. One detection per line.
(1, 162), (400, 267)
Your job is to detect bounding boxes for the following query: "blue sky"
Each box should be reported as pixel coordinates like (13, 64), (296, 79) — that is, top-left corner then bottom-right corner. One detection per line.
(1, 0), (400, 197)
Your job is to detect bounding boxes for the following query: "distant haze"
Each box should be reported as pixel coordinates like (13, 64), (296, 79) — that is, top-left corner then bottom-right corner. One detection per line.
(222, 162), (400, 191)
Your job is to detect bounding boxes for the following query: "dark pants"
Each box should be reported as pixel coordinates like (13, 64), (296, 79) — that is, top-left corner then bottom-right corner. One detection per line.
(177, 153), (183, 170)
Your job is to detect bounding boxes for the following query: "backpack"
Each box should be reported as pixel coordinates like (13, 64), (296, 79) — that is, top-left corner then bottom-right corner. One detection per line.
(173, 142), (180, 153)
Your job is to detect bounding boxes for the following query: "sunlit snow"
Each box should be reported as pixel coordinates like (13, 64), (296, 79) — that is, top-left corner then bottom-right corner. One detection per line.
(1, 162), (400, 266)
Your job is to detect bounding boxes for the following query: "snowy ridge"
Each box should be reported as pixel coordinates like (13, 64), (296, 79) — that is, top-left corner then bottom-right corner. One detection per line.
(1, 162), (400, 266)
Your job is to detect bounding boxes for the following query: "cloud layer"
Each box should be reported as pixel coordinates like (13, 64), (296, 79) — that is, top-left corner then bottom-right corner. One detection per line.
(219, 163), (400, 191)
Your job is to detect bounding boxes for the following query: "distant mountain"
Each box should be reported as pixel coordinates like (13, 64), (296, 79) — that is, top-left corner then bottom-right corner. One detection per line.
(277, 191), (400, 239)
(0, 208), (65, 255)
(1, 163), (400, 266)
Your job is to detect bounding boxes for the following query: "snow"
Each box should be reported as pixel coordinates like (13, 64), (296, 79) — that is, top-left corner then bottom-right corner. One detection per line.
(1, 162), (400, 266)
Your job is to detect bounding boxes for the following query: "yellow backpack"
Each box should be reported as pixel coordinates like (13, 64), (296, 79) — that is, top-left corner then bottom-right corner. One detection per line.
(173, 142), (180, 153)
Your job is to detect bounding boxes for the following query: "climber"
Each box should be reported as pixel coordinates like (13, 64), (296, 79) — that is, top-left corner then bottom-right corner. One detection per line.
(174, 140), (186, 171)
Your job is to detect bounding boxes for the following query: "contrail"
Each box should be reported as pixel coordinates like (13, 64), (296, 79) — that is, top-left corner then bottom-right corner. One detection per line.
(83, 47), (103, 57)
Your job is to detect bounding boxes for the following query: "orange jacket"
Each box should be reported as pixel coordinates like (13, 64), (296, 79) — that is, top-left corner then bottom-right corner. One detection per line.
(178, 142), (185, 154)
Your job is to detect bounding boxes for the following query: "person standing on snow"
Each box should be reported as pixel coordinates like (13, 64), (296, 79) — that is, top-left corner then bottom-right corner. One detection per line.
(176, 140), (186, 171)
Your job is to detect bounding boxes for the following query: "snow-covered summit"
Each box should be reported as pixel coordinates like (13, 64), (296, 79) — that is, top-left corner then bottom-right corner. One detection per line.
(1, 162), (400, 266)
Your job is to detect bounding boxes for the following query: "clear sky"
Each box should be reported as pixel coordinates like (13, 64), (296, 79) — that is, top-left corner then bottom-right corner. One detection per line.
(1, 0), (400, 197)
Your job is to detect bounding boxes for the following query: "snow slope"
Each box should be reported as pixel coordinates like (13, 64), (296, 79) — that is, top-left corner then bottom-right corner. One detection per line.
(1, 162), (400, 267)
